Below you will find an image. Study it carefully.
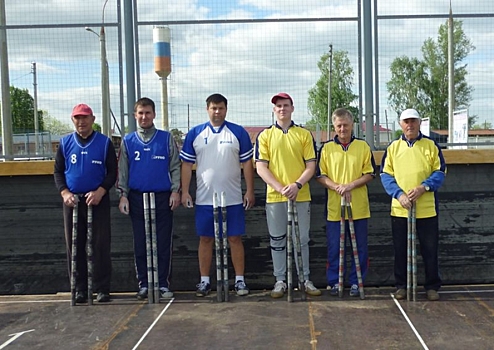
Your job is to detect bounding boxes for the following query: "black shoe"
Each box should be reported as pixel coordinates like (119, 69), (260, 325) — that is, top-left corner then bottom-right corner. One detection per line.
(136, 287), (148, 300)
(75, 291), (88, 303)
(96, 292), (110, 302)
(394, 288), (406, 300)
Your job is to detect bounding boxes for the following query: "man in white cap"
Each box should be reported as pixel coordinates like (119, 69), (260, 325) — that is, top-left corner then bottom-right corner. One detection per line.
(380, 108), (447, 301)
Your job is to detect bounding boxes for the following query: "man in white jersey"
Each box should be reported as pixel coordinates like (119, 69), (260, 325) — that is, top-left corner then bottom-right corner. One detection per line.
(180, 93), (255, 297)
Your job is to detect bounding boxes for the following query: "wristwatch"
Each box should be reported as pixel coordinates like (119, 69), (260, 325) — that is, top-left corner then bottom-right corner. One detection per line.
(424, 184), (430, 191)
(295, 181), (303, 189)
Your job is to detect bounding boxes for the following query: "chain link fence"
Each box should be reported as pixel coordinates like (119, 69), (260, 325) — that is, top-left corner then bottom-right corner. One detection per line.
(1, 0), (493, 155)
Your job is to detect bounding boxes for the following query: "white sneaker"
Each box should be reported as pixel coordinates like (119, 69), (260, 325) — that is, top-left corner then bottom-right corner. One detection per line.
(304, 280), (321, 296)
(160, 287), (174, 299)
(270, 281), (287, 298)
(235, 280), (250, 296)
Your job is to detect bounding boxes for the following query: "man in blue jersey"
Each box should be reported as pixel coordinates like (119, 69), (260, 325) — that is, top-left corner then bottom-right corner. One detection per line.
(180, 93), (255, 297)
(117, 97), (181, 300)
(54, 103), (117, 303)
(381, 108), (446, 301)
(316, 108), (375, 297)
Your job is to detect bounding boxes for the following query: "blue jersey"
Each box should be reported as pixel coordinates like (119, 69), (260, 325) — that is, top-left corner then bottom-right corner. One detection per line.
(123, 130), (173, 192)
(180, 120), (253, 206)
(61, 132), (109, 193)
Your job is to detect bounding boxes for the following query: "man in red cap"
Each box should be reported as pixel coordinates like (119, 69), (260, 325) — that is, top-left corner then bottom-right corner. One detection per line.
(54, 103), (117, 303)
(255, 93), (321, 298)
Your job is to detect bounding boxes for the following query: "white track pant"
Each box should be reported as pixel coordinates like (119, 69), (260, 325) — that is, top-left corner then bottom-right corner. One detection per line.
(266, 201), (311, 281)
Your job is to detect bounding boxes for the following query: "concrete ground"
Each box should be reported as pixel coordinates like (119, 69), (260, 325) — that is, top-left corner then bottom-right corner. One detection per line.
(0, 285), (493, 350)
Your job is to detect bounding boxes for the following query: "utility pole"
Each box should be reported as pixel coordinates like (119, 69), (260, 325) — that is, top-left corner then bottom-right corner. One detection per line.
(327, 44), (333, 141)
(100, 26), (111, 137)
(86, 1), (111, 137)
(32, 62), (40, 154)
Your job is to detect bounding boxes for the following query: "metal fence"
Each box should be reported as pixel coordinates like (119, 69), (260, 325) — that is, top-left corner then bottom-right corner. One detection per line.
(0, 131), (54, 159)
(1, 0), (494, 155)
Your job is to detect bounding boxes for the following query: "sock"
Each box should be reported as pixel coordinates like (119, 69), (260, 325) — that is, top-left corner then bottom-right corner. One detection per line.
(201, 276), (210, 284)
(235, 276), (244, 283)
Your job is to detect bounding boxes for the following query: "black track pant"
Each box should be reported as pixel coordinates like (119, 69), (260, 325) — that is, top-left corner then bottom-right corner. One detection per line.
(63, 193), (112, 294)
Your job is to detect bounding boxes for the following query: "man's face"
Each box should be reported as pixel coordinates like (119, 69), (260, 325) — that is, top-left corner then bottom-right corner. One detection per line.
(207, 102), (227, 126)
(71, 114), (95, 137)
(400, 118), (421, 140)
(273, 98), (294, 122)
(333, 117), (353, 142)
(134, 104), (156, 129)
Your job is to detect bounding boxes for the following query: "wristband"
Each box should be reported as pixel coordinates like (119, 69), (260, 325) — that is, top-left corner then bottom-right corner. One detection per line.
(295, 181), (303, 189)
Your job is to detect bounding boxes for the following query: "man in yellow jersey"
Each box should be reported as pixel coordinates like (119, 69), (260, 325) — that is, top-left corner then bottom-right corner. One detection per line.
(381, 108), (446, 301)
(255, 92), (321, 298)
(316, 108), (376, 297)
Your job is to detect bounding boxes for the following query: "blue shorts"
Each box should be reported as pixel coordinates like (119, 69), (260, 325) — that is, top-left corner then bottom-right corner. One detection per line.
(195, 204), (245, 237)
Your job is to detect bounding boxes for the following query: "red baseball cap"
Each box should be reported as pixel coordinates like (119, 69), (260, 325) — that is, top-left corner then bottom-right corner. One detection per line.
(71, 103), (93, 117)
(271, 92), (293, 105)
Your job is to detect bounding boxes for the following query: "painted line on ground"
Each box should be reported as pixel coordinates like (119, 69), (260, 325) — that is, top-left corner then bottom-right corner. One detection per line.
(0, 329), (35, 349)
(131, 298), (175, 350)
(0, 288), (492, 304)
(0, 300), (69, 304)
(307, 301), (320, 350)
(435, 289), (494, 294)
(391, 294), (429, 350)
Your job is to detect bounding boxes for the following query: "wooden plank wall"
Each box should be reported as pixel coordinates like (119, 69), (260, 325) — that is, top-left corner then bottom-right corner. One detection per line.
(0, 152), (493, 294)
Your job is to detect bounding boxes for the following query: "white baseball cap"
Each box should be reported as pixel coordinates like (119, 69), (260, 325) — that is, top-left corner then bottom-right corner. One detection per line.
(400, 108), (421, 121)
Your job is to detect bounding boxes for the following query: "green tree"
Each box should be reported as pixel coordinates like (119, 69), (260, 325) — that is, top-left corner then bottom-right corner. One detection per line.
(10, 86), (44, 133)
(387, 20), (475, 129)
(170, 128), (184, 146)
(42, 111), (73, 135)
(471, 121), (492, 129)
(92, 122), (102, 132)
(306, 50), (358, 131)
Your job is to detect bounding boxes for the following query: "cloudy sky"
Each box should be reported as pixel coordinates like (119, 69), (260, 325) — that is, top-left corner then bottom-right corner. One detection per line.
(4, 0), (494, 134)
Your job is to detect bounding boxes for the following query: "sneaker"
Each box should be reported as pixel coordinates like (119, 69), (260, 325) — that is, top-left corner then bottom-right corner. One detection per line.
(136, 287), (148, 300)
(426, 289), (440, 301)
(195, 281), (211, 297)
(96, 292), (110, 302)
(329, 284), (339, 296)
(160, 287), (174, 299)
(235, 280), (249, 296)
(349, 284), (359, 297)
(270, 281), (287, 298)
(394, 288), (406, 300)
(75, 291), (88, 303)
(304, 280), (322, 296)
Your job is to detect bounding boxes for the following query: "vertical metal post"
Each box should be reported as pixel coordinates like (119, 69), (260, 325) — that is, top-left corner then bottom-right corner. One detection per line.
(448, 3), (455, 141)
(123, 0), (136, 132)
(161, 78), (169, 131)
(116, 0), (125, 136)
(0, 0), (13, 159)
(363, 0), (374, 149)
(373, 0), (380, 147)
(132, 0), (141, 99)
